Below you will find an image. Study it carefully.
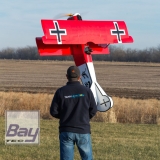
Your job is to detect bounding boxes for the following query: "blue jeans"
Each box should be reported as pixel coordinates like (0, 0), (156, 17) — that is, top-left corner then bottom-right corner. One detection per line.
(59, 132), (93, 160)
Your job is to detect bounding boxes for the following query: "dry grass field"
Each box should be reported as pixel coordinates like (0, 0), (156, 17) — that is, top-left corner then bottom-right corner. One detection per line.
(0, 59), (160, 99)
(0, 92), (160, 124)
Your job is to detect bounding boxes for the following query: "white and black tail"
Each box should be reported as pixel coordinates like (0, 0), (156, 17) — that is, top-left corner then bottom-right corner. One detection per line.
(78, 62), (113, 112)
(94, 82), (113, 112)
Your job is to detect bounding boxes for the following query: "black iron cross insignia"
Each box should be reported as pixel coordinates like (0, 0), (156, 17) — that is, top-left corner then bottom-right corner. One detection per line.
(49, 21), (67, 44)
(100, 99), (109, 107)
(111, 22), (125, 43)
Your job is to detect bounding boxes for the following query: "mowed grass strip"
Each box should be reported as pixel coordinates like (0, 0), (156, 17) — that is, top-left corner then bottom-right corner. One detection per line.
(0, 117), (160, 160)
(0, 91), (160, 124)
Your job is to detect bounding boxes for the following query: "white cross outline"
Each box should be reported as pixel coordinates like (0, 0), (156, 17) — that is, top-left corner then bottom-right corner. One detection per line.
(49, 21), (67, 44)
(110, 22), (125, 43)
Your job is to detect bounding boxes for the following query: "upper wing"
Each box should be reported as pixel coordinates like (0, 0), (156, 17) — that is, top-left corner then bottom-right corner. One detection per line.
(41, 20), (133, 45)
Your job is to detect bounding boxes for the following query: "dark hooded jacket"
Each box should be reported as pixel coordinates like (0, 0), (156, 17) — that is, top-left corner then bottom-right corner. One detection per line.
(50, 81), (97, 134)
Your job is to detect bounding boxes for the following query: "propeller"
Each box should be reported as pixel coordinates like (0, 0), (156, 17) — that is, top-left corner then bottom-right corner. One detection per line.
(65, 13), (74, 17)
(53, 12), (88, 19)
(53, 13), (74, 19)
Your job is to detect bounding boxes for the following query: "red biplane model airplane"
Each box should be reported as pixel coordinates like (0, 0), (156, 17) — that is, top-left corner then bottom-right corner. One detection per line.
(36, 13), (133, 112)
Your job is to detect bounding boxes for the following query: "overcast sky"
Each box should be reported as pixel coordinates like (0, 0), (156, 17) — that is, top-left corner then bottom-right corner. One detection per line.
(0, 0), (159, 50)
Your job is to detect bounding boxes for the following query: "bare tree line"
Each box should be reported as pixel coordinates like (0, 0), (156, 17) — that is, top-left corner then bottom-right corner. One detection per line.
(0, 45), (160, 62)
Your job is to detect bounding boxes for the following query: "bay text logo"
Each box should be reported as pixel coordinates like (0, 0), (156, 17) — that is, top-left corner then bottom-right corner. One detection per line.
(5, 111), (40, 145)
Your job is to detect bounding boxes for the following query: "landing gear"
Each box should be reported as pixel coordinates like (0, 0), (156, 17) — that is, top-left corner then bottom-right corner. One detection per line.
(84, 46), (93, 55)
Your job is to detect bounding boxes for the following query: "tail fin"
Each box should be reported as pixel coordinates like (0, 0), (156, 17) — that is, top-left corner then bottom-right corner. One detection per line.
(95, 82), (113, 112)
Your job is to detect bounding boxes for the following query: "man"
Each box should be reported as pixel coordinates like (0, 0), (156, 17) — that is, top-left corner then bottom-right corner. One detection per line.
(50, 66), (97, 160)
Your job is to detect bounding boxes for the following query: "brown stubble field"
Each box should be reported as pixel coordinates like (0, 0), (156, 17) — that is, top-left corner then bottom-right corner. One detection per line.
(0, 59), (160, 99)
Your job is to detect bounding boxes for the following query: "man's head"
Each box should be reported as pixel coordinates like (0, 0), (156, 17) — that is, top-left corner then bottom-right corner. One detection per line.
(66, 66), (81, 81)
